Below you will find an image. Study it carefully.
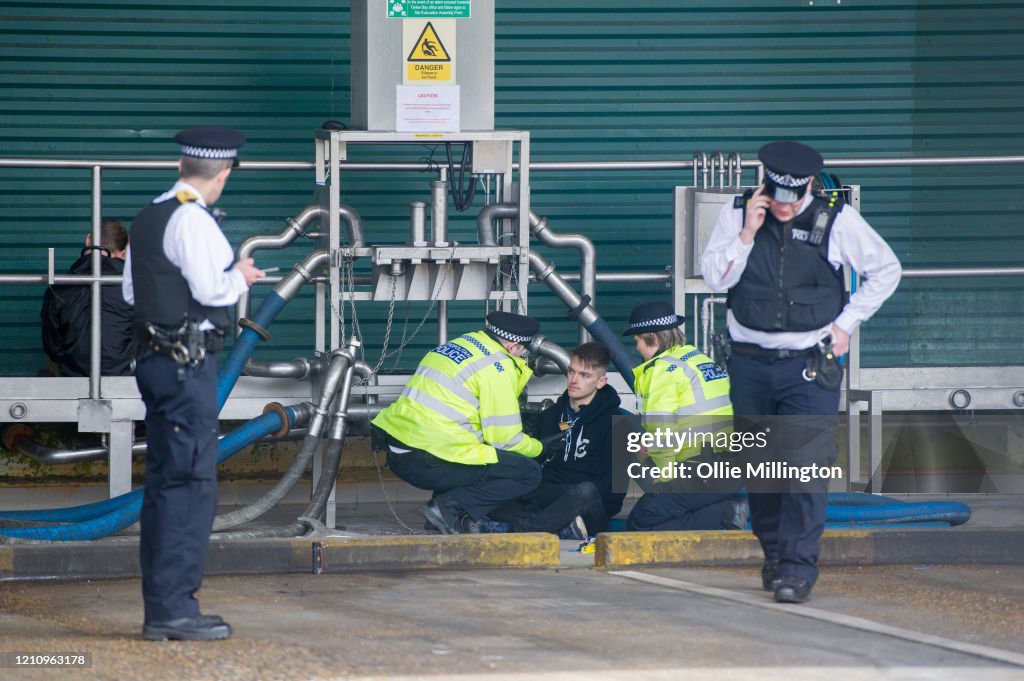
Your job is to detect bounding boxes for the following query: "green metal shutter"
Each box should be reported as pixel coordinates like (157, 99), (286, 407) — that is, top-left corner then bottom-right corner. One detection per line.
(2, 0), (1022, 376)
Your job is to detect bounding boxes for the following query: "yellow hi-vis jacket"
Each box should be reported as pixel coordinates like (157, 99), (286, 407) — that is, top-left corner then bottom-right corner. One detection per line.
(632, 344), (734, 469)
(372, 330), (542, 465)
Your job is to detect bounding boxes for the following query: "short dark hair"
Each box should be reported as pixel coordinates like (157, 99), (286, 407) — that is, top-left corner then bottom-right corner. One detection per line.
(570, 341), (610, 372)
(180, 155), (233, 180)
(100, 219), (128, 252)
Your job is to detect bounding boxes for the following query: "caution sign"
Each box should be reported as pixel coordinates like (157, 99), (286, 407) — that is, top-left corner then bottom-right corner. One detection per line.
(403, 19), (456, 84)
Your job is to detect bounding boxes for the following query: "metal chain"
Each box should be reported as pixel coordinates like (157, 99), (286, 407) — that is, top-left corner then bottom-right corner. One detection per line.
(369, 446), (431, 535)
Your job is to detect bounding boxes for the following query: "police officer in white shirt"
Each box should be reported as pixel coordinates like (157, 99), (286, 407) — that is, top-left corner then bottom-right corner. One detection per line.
(123, 126), (265, 640)
(701, 141), (901, 604)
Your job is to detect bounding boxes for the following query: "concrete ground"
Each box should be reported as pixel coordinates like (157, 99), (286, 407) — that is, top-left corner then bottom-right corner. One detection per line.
(1, 565), (1023, 681)
(3, 489), (1024, 679)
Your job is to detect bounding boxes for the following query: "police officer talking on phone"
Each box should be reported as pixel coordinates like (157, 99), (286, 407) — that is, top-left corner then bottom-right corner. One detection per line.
(123, 127), (265, 640)
(701, 141), (901, 603)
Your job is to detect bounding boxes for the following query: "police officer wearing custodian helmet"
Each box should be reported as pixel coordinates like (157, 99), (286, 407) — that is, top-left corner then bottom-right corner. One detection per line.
(123, 127), (266, 640)
(701, 141), (901, 603)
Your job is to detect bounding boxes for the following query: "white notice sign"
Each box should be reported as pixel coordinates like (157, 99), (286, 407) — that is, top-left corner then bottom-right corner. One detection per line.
(396, 85), (460, 132)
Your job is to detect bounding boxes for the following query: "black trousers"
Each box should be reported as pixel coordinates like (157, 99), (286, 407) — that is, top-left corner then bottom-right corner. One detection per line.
(375, 426), (541, 521)
(728, 352), (839, 586)
(136, 354), (219, 623)
(489, 481), (608, 534)
(626, 490), (733, 531)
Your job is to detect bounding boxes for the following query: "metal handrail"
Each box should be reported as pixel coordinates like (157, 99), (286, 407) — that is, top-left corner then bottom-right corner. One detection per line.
(3, 152), (1023, 395)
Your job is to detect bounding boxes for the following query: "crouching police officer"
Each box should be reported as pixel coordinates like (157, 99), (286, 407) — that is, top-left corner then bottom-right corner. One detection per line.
(622, 301), (746, 532)
(701, 141), (901, 603)
(123, 127), (265, 640)
(372, 311), (545, 534)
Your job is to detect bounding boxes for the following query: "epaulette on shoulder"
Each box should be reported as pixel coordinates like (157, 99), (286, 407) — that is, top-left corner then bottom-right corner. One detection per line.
(176, 190), (198, 205)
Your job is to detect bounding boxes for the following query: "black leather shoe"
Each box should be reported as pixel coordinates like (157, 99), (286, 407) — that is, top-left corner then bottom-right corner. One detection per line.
(761, 561), (781, 592)
(774, 576), (812, 604)
(198, 614), (225, 626)
(420, 497), (463, 535)
(143, 616), (232, 641)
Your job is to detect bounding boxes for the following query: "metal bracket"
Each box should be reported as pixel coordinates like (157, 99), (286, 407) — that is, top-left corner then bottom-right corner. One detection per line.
(78, 399), (112, 433)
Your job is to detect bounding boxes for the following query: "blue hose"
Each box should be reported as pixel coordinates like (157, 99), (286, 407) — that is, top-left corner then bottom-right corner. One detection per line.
(0, 489), (137, 523)
(604, 492), (971, 532)
(0, 408), (297, 542)
(585, 316), (636, 391)
(827, 521), (953, 530)
(217, 290), (288, 410)
(826, 500), (970, 526)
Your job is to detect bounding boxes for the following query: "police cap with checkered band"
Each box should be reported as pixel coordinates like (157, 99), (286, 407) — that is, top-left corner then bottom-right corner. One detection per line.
(174, 126), (246, 168)
(759, 140), (824, 204)
(622, 301), (685, 336)
(485, 311), (540, 345)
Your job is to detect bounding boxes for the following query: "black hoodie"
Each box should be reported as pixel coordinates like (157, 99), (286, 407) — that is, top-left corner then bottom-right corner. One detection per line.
(41, 249), (137, 377)
(534, 384), (627, 517)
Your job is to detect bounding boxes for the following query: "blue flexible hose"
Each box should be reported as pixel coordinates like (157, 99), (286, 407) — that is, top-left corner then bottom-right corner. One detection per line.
(217, 290), (288, 410)
(0, 489), (137, 523)
(826, 500), (970, 526)
(585, 316), (636, 391)
(0, 408), (296, 542)
(604, 493), (971, 532)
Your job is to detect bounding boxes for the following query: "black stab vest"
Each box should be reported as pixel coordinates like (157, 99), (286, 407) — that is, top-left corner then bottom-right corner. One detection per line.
(129, 195), (231, 331)
(727, 195), (847, 333)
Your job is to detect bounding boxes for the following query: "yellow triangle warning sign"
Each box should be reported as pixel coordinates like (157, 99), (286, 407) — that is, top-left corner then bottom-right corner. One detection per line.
(407, 22), (451, 62)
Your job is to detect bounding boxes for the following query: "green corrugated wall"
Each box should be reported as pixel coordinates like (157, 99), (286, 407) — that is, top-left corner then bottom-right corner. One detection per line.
(1, 0), (1022, 376)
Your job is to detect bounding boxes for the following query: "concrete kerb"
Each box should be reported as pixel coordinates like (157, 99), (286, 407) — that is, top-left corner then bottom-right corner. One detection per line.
(5, 527), (1024, 581)
(0, 533), (561, 581)
(594, 528), (1024, 568)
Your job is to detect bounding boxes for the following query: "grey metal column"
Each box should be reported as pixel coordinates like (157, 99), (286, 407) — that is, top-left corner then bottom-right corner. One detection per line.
(108, 420), (133, 498)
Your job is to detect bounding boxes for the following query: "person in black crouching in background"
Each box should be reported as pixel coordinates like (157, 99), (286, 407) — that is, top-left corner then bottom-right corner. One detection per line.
(41, 219), (137, 377)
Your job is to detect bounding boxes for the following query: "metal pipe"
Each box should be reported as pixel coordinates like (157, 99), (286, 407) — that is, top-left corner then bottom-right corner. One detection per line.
(476, 202), (518, 246)
(409, 201), (427, 245)
(5, 421), (314, 467)
(431, 180), (449, 245)
(715, 152), (727, 188)
(438, 300), (449, 346)
(276, 250), (331, 302)
(528, 210), (596, 344)
(236, 204), (320, 320)
(529, 210), (596, 303)
(701, 296), (727, 356)
(732, 152), (743, 187)
(5, 155), (1024, 174)
(528, 251), (598, 327)
(351, 360), (378, 405)
(692, 152), (708, 187)
(90, 165), (102, 399)
(528, 271), (673, 284)
(327, 341), (360, 441)
(528, 335), (571, 374)
(338, 203), (366, 248)
(900, 267), (1024, 278)
(477, 202), (597, 343)
(244, 357), (321, 380)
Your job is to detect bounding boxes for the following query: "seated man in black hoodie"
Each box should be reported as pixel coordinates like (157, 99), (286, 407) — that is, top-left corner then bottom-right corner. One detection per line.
(41, 219), (137, 377)
(533, 341), (629, 531)
(483, 342), (627, 536)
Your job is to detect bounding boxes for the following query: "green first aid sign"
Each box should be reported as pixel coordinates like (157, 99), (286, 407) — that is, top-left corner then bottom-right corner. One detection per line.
(388, 0), (471, 19)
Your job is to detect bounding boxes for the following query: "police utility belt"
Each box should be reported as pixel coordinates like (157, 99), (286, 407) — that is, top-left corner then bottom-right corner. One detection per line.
(729, 337), (844, 391)
(137, 320), (225, 378)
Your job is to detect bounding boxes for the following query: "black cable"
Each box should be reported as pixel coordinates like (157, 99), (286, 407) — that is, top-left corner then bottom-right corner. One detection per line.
(444, 142), (476, 212)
